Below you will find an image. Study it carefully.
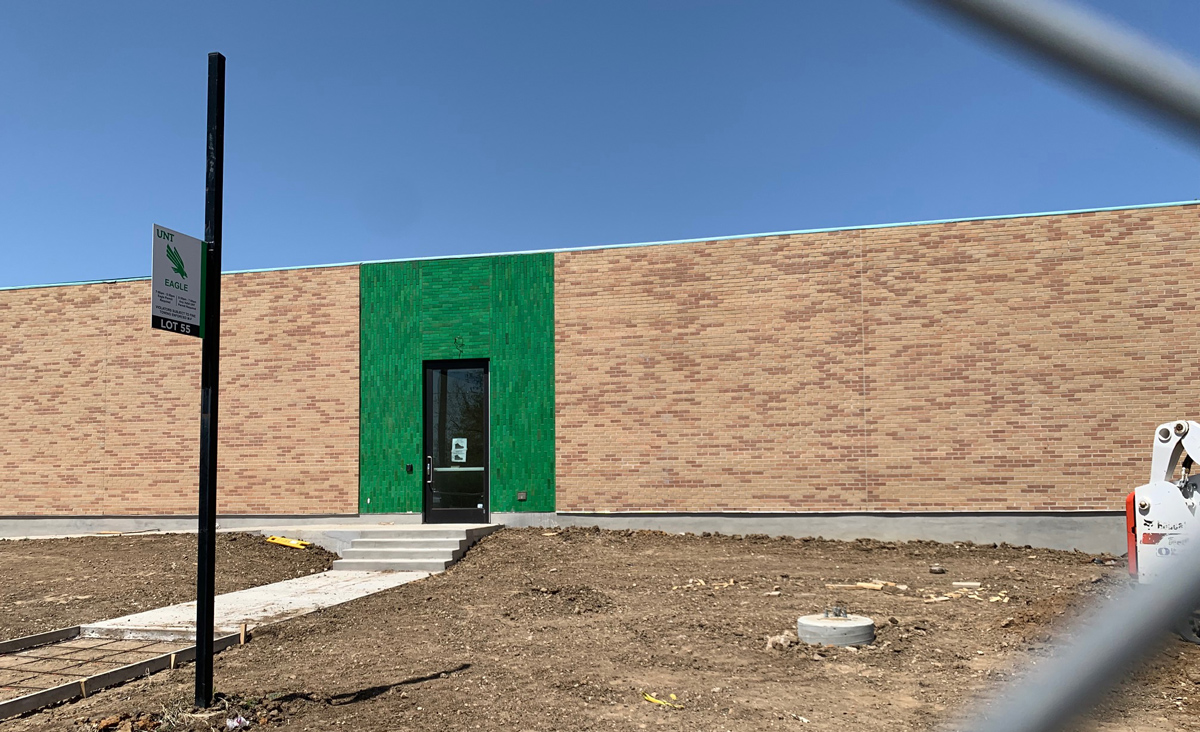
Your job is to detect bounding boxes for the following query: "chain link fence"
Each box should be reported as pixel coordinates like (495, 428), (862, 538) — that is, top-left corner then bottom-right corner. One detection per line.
(910, 2), (1200, 730)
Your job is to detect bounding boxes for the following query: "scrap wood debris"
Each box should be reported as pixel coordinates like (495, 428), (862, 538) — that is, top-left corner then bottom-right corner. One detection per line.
(821, 577), (1010, 603)
(672, 578), (736, 591)
(924, 588), (1008, 604)
(824, 580), (909, 593)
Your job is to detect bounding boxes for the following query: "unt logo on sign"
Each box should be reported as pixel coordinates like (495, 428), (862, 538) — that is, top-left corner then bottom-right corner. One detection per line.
(166, 244), (189, 280)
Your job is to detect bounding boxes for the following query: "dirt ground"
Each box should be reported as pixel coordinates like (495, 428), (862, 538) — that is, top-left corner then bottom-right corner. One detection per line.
(4, 527), (1200, 731)
(0, 533), (336, 641)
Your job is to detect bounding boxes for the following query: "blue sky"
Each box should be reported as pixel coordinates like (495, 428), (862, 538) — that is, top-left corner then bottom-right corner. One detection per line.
(3, 1), (1200, 288)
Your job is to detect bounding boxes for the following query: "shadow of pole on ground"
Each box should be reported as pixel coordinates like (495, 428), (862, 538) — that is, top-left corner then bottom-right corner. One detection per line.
(265, 663), (472, 708)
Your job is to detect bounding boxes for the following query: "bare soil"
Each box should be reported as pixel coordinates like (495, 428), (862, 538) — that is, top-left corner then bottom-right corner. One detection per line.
(0, 533), (337, 640)
(4, 527), (1200, 731)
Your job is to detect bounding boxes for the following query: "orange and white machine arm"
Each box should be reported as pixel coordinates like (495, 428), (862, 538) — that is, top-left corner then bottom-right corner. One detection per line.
(1129, 420), (1200, 582)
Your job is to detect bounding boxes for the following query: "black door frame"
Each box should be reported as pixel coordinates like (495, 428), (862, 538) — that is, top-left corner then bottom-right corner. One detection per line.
(422, 358), (490, 524)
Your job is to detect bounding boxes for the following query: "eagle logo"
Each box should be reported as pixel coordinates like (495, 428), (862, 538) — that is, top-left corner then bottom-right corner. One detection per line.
(166, 244), (188, 280)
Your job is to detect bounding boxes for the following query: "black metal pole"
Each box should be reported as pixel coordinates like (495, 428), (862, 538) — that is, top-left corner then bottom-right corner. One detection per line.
(196, 51), (225, 709)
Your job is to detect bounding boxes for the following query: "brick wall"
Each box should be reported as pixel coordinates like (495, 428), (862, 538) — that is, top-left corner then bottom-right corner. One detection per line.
(6, 204), (1196, 518)
(0, 266), (359, 516)
(554, 204), (1200, 512)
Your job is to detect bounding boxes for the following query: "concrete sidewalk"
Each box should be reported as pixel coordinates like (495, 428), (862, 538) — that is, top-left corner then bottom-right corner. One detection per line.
(80, 570), (427, 642)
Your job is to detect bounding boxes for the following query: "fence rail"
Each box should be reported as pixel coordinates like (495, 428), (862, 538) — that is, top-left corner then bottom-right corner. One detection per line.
(910, 2), (1200, 730)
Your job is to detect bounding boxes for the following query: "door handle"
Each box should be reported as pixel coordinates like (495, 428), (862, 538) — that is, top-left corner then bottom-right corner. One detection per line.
(425, 456), (433, 484)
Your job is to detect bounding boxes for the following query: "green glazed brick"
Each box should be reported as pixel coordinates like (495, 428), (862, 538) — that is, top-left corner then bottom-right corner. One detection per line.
(359, 254), (554, 514)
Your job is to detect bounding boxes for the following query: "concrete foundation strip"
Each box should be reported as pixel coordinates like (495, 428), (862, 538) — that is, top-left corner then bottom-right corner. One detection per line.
(0, 628), (242, 721)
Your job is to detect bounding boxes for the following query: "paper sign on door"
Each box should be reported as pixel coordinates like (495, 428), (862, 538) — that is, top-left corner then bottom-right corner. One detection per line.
(451, 438), (467, 463)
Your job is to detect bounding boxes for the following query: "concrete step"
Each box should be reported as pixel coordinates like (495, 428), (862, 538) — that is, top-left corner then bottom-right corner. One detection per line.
(340, 547), (464, 561)
(326, 523), (501, 573)
(331, 558), (452, 572)
(349, 526), (493, 541)
(350, 538), (465, 550)
(350, 529), (466, 540)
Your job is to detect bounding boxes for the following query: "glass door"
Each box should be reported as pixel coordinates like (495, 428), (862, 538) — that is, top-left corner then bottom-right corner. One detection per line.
(423, 360), (489, 524)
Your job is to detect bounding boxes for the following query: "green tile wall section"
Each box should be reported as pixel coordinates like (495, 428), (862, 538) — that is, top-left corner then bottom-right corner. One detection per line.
(359, 254), (555, 514)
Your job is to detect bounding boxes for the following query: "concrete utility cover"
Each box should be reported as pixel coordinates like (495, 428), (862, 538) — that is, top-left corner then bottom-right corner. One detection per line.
(796, 612), (876, 646)
(81, 570), (426, 642)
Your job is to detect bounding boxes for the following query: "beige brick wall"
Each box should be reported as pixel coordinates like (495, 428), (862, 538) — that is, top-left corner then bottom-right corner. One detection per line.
(0, 266), (359, 515)
(554, 204), (1200, 513)
(6, 204), (1196, 517)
